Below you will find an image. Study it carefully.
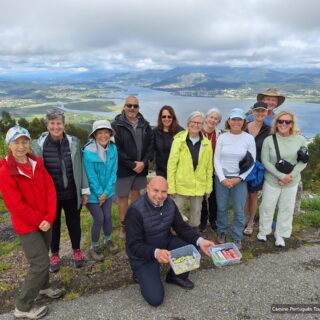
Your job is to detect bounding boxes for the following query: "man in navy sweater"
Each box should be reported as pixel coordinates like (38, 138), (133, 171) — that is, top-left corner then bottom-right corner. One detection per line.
(125, 176), (215, 306)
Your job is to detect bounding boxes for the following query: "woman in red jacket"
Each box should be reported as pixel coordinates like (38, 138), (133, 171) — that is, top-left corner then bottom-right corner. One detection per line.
(0, 126), (64, 319)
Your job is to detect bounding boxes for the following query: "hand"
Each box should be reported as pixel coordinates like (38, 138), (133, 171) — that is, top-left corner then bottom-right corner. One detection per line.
(155, 249), (171, 264)
(99, 193), (107, 206)
(279, 174), (293, 186)
(82, 194), (89, 206)
(199, 239), (215, 257)
(133, 161), (145, 174)
(229, 177), (242, 187)
(221, 179), (232, 188)
(39, 220), (51, 232)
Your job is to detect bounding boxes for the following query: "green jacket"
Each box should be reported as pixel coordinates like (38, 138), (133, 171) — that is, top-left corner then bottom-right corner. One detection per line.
(261, 133), (307, 188)
(31, 132), (90, 209)
(167, 130), (213, 196)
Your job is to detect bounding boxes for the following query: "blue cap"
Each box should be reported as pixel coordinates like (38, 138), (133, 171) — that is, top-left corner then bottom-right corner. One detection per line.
(229, 108), (245, 119)
(5, 126), (31, 145)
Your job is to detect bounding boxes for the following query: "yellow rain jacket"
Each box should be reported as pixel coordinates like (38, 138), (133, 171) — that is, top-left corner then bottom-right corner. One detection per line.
(167, 130), (213, 196)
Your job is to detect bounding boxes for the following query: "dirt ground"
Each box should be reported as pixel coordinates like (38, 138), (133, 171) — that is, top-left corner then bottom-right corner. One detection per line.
(0, 218), (319, 315)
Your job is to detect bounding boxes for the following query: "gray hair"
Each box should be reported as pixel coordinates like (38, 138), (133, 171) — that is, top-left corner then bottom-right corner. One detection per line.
(45, 108), (65, 125)
(187, 111), (205, 126)
(206, 108), (222, 122)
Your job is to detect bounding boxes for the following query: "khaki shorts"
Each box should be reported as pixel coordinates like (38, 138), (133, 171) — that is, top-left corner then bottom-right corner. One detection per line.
(115, 175), (147, 197)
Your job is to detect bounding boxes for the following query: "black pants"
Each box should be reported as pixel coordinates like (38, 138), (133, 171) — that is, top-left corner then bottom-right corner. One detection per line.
(200, 175), (217, 229)
(51, 198), (81, 253)
(130, 236), (189, 307)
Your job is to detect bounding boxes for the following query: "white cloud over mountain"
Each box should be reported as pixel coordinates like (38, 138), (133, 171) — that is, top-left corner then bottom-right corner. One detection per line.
(0, 0), (319, 73)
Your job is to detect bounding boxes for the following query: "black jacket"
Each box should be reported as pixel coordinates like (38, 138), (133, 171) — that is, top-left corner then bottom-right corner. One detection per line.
(125, 194), (200, 267)
(246, 123), (270, 162)
(153, 126), (183, 177)
(112, 111), (154, 177)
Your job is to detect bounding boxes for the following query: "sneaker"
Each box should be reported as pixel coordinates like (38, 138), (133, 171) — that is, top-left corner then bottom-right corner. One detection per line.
(39, 287), (65, 299)
(275, 235), (285, 247)
(104, 240), (119, 254)
(233, 239), (242, 250)
(216, 233), (226, 244)
(257, 233), (267, 242)
(49, 253), (60, 273)
(88, 248), (104, 262)
(14, 305), (48, 319)
(73, 249), (85, 268)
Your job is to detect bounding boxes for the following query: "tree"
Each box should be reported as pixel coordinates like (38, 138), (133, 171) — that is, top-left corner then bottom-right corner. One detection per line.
(0, 111), (16, 133)
(18, 118), (30, 130)
(0, 133), (8, 158)
(302, 134), (320, 194)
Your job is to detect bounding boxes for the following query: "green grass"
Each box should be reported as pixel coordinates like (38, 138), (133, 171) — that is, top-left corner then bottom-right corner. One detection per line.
(0, 238), (20, 257)
(293, 198), (320, 228)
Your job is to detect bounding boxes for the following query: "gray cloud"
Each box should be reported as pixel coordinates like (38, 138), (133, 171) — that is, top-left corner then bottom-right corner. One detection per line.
(0, 0), (319, 72)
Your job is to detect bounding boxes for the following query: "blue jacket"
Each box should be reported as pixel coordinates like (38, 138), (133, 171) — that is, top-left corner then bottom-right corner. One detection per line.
(82, 140), (118, 203)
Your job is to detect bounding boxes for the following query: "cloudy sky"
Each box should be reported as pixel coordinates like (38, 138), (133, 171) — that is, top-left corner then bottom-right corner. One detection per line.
(0, 0), (319, 74)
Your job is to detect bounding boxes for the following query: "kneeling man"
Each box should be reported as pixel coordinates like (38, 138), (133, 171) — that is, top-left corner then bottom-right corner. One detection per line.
(125, 176), (214, 306)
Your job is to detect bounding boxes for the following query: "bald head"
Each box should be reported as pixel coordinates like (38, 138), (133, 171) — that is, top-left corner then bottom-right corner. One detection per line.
(147, 176), (168, 206)
(124, 95), (139, 105)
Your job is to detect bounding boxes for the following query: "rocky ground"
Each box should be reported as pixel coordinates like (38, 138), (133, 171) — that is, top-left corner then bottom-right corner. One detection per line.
(1, 210), (320, 315)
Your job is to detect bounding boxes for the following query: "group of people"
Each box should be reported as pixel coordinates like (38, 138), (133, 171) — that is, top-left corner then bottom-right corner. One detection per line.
(0, 87), (308, 317)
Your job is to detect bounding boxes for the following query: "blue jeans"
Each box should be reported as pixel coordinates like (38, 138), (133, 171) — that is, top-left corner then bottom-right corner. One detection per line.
(215, 176), (247, 240)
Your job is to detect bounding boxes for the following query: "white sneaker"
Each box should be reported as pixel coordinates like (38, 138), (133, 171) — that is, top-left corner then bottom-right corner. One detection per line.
(257, 233), (267, 242)
(14, 305), (48, 319)
(275, 235), (285, 247)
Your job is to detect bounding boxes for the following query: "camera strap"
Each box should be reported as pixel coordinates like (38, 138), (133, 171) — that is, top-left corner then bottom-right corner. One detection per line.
(272, 134), (281, 162)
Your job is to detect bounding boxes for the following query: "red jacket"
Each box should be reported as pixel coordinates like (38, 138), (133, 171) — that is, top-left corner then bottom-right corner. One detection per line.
(0, 152), (56, 234)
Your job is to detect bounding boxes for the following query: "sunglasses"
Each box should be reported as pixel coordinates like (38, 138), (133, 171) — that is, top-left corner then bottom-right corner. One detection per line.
(277, 119), (293, 125)
(162, 115), (172, 119)
(125, 104), (139, 109)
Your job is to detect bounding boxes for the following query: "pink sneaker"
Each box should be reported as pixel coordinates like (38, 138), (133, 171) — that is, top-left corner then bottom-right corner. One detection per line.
(49, 253), (60, 273)
(73, 249), (85, 268)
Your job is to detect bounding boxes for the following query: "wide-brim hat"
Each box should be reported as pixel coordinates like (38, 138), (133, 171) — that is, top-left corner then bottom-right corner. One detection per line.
(256, 88), (285, 107)
(89, 120), (115, 139)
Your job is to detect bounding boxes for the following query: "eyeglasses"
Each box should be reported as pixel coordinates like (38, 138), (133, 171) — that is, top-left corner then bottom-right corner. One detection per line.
(190, 121), (203, 126)
(162, 115), (172, 119)
(125, 104), (139, 109)
(277, 119), (293, 125)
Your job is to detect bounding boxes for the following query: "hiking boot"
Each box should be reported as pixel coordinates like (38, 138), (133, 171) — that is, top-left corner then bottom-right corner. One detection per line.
(39, 287), (65, 299)
(14, 305), (48, 319)
(49, 253), (60, 273)
(275, 235), (285, 247)
(88, 248), (104, 262)
(233, 239), (242, 250)
(216, 233), (226, 244)
(72, 249), (85, 268)
(104, 240), (119, 254)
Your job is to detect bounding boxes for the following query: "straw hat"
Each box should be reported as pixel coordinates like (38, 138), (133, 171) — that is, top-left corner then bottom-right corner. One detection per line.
(256, 88), (285, 107)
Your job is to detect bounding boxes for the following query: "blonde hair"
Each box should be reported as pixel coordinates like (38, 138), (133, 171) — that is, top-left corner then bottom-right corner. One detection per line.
(271, 111), (299, 135)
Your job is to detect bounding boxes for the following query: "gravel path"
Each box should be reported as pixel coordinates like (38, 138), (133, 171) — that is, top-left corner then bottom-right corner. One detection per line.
(1, 244), (320, 320)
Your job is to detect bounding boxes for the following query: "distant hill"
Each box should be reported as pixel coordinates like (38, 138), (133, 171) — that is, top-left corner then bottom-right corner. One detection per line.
(109, 66), (320, 92)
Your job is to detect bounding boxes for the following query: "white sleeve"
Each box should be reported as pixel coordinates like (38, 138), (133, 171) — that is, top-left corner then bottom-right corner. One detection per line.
(214, 134), (226, 182)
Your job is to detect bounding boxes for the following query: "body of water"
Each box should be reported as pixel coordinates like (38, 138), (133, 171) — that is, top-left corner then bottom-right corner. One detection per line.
(67, 85), (320, 138)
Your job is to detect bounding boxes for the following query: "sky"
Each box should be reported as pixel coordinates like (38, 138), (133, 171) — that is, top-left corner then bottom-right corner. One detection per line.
(0, 0), (320, 75)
